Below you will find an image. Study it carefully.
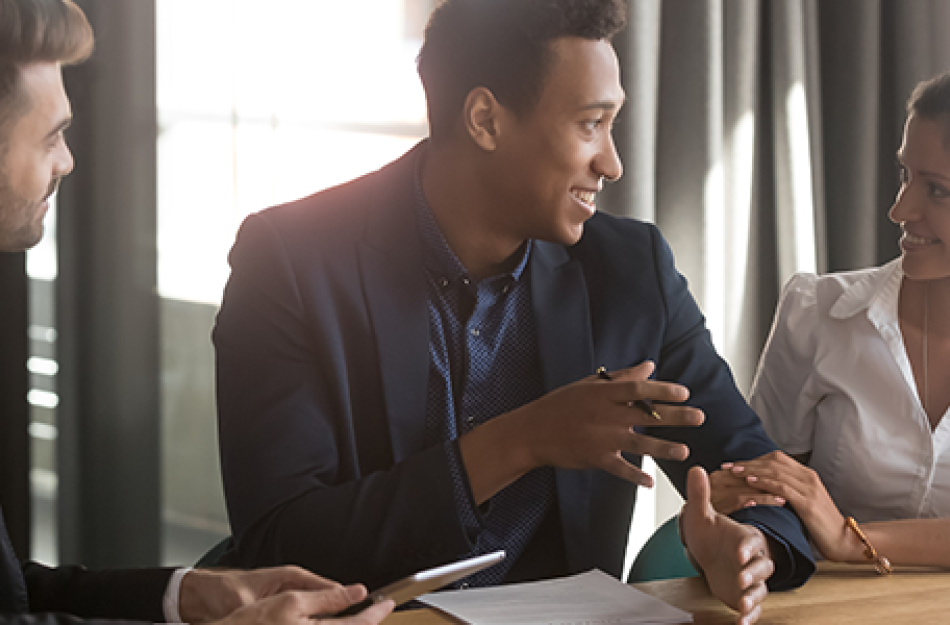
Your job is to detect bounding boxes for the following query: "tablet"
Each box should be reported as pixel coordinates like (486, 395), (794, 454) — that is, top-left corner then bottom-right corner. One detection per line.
(333, 550), (505, 617)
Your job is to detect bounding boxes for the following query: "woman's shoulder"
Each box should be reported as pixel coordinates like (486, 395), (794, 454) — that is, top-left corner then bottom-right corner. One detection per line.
(778, 262), (898, 319)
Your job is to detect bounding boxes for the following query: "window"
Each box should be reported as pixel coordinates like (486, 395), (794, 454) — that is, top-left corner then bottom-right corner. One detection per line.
(156, 0), (433, 563)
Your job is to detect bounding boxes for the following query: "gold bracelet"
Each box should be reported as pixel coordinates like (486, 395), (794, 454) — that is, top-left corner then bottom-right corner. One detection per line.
(845, 516), (892, 575)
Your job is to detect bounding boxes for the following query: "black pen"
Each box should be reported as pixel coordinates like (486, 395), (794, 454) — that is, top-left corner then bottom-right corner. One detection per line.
(596, 366), (662, 421)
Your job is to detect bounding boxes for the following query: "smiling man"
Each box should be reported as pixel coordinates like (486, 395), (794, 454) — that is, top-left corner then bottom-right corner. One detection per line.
(0, 1), (393, 623)
(214, 1), (815, 623)
(0, 59), (72, 252)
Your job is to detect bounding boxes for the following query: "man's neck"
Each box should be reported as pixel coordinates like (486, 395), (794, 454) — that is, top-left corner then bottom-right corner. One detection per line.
(420, 142), (526, 281)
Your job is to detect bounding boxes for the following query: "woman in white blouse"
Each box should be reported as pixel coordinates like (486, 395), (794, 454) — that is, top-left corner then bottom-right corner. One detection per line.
(712, 72), (950, 569)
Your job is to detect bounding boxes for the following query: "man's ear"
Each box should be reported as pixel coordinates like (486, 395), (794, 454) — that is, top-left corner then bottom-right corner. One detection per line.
(463, 87), (504, 152)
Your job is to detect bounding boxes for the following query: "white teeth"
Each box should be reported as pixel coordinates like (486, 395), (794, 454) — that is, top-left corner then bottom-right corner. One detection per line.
(572, 190), (596, 205)
(905, 233), (939, 245)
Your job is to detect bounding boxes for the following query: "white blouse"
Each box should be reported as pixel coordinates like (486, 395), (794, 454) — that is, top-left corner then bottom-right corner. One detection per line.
(749, 259), (950, 523)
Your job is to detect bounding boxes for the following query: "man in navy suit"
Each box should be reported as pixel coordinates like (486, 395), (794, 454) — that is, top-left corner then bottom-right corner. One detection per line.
(214, 1), (815, 622)
(0, 0), (393, 623)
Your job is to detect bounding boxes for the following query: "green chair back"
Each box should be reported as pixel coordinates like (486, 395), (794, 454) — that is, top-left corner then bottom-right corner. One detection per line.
(627, 515), (699, 583)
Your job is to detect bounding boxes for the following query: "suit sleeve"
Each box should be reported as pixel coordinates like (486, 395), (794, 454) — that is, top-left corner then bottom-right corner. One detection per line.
(0, 614), (147, 625)
(22, 563), (171, 623)
(644, 228), (815, 591)
(213, 213), (476, 589)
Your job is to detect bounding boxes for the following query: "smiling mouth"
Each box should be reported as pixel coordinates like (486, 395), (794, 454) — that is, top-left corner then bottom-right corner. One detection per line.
(571, 189), (597, 207)
(904, 232), (940, 246)
(43, 177), (62, 203)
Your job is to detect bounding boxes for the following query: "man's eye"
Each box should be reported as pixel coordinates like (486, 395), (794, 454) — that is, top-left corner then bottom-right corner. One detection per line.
(47, 132), (65, 151)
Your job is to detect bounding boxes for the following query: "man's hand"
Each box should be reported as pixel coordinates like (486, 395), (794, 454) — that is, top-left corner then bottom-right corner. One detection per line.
(212, 585), (394, 625)
(460, 361), (705, 504)
(180, 566), (390, 624)
(680, 466), (774, 625)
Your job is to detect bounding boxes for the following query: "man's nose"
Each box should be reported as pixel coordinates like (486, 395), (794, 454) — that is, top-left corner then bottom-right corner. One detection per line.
(597, 136), (623, 183)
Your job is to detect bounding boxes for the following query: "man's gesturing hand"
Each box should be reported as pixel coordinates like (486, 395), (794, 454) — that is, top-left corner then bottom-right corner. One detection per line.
(460, 361), (705, 504)
(680, 466), (774, 625)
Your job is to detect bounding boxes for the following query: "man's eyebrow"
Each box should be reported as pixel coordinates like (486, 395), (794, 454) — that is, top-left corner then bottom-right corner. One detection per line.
(45, 116), (72, 141)
(579, 99), (625, 112)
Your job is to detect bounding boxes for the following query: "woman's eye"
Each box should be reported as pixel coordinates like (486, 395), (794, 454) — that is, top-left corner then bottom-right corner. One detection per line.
(929, 182), (950, 199)
(897, 163), (910, 185)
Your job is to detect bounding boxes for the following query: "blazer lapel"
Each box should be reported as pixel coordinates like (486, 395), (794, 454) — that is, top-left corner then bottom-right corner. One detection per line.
(359, 147), (429, 463)
(531, 241), (597, 572)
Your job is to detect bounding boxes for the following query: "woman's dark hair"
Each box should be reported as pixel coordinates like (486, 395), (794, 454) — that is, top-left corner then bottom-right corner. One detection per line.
(417, 0), (627, 142)
(907, 72), (950, 147)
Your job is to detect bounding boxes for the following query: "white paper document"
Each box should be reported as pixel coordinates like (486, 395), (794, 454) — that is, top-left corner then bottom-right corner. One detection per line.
(418, 569), (693, 624)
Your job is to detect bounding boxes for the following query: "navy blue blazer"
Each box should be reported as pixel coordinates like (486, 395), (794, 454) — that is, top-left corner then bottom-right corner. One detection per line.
(214, 142), (815, 591)
(0, 505), (171, 624)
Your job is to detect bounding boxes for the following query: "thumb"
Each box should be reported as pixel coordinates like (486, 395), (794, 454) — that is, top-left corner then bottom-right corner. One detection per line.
(685, 465), (714, 520)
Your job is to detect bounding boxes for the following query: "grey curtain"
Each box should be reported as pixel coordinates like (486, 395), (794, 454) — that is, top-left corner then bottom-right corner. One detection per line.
(604, 0), (950, 394)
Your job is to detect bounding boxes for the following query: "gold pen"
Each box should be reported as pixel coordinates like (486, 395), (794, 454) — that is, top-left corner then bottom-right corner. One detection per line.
(596, 366), (662, 421)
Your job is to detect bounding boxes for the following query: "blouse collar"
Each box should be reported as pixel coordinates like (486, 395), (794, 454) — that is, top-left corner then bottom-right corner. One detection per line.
(828, 258), (903, 327)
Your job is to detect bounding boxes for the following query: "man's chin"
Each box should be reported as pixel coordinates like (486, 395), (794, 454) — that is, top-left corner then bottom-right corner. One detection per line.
(562, 222), (587, 246)
(1, 224), (46, 252)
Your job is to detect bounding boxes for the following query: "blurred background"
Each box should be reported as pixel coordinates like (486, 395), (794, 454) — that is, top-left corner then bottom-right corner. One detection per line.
(1, 0), (948, 582)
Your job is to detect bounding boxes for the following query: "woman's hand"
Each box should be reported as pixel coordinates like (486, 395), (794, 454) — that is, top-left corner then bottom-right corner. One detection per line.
(708, 467), (785, 515)
(721, 451), (863, 563)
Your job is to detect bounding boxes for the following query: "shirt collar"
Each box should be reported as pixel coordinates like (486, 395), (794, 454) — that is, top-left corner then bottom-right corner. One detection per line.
(828, 257), (904, 325)
(413, 149), (532, 283)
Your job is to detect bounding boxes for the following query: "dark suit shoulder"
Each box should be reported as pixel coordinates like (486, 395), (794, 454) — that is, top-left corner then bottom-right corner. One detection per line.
(570, 213), (666, 269)
(567, 212), (670, 296)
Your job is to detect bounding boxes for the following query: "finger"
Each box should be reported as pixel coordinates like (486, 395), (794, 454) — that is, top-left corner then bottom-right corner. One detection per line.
(714, 493), (784, 516)
(622, 432), (690, 462)
(606, 360), (656, 382)
(736, 599), (763, 625)
(642, 404), (704, 427)
(604, 402), (704, 428)
(685, 465), (715, 520)
(308, 585), (369, 617)
(739, 550), (774, 587)
(607, 379), (690, 404)
(601, 453), (654, 488)
(709, 470), (754, 490)
(266, 566), (342, 592)
(744, 476), (805, 506)
(730, 451), (792, 474)
(739, 494), (786, 508)
(326, 599), (395, 624)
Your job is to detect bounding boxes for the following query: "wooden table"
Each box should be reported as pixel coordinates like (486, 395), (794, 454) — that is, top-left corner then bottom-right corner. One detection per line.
(381, 562), (950, 624)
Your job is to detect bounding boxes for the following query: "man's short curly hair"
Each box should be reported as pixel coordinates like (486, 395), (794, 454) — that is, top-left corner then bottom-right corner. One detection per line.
(0, 0), (93, 142)
(907, 72), (950, 149)
(417, 0), (627, 142)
